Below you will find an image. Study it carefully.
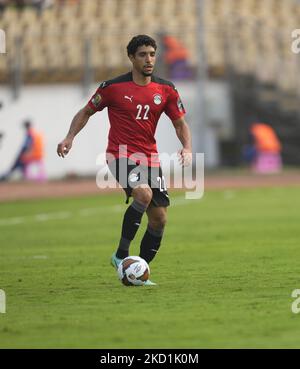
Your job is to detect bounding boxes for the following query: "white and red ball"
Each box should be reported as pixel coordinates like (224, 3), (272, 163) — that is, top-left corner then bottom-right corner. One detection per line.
(117, 256), (150, 286)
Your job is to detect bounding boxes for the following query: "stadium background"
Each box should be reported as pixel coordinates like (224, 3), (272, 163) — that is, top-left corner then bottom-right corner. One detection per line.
(1, 0), (300, 349)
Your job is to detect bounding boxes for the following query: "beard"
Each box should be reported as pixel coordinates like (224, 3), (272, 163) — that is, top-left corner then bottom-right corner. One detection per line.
(142, 70), (153, 77)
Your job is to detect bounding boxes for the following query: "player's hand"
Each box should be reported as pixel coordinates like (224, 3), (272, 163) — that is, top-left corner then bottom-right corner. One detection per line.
(178, 148), (192, 167)
(57, 137), (73, 158)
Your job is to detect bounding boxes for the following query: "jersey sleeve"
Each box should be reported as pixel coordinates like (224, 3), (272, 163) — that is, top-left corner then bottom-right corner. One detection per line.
(164, 85), (186, 121)
(87, 82), (110, 112)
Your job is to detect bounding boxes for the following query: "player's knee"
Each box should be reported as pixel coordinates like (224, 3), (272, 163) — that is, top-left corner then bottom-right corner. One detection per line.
(149, 213), (167, 231)
(132, 186), (153, 206)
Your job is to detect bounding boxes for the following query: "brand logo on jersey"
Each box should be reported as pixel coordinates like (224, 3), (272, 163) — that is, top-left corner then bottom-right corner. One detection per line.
(124, 95), (133, 103)
(177, 97), (184, 112)
(92, 94), (102, 107)
(153, 94), (162, 105)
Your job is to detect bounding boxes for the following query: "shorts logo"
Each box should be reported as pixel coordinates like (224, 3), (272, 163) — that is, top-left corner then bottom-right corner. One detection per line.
(92, 94), (102, 107)
(153, 94), (162, 105)
(128, 173), (140, 183)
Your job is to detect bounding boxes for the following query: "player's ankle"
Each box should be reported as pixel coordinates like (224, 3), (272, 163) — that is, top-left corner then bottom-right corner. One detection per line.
(116, 250), (128, 259)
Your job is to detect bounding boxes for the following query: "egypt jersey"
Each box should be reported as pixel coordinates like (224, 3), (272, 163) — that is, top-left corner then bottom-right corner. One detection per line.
(88, 72), (186, 167)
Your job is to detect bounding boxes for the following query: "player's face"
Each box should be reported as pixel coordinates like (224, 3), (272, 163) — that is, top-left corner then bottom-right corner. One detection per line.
(130, 45), (156, 76)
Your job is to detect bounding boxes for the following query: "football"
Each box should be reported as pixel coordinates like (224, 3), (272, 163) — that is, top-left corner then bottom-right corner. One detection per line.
(117, 256), (150, 286)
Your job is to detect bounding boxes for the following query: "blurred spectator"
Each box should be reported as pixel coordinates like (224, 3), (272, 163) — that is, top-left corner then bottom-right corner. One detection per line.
(0, 120), (46, 181)
(163, 35), (192, 80)
(243, 123), (282, 173)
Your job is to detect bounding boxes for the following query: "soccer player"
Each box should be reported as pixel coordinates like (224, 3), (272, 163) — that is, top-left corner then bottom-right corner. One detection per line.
(57, 35), (192, 285)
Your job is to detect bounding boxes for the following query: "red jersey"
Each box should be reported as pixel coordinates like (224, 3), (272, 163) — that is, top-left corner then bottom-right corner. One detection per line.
(87, 72), (186, 167)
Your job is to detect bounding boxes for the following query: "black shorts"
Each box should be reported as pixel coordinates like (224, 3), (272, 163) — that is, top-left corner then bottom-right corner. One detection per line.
(107, 158), (170, 207)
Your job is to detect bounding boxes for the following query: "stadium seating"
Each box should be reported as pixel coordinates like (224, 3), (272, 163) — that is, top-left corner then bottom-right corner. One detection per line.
(0, 0), (299, 97)
(1, 0), (300, 165)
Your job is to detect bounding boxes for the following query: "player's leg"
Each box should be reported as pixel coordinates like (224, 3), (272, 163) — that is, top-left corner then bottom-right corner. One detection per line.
(114, 185), (152, 261)
(116, 186), (159, 286)
(139, 165), (169, 264)
(139, 205), (167, 263)
(109, 159), (153, 268)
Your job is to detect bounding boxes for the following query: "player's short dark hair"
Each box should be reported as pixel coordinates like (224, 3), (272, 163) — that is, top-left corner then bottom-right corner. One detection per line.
(127, 35), (157, 56)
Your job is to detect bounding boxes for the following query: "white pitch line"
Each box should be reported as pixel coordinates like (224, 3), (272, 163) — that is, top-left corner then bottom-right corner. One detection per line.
(78, 208), (103, 216)
(0, 196), (194, 227)
(32, 255), (48, 259)
(0, 217), (25, 226)
(34, 211), (72, 222)
(112, 204), (124, 213)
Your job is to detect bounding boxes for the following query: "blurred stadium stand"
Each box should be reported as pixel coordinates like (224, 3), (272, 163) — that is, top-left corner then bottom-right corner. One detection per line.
(1, 0), (300, 167)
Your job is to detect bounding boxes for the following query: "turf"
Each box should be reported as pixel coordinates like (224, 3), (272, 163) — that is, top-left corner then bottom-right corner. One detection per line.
(0, 186), (300, 348)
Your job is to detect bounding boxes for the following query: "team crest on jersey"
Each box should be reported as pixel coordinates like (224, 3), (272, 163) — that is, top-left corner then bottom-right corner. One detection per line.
(177, 97), (184, 112)
(92, 94), (102, 107)
(153, 94), (162, 105)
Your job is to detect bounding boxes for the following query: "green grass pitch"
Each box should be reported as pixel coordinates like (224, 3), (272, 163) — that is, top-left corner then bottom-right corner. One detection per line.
(0, 186), (300, 348)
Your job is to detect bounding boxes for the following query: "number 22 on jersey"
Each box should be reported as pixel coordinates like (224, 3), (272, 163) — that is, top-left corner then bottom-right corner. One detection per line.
(136, 104), (150, 120)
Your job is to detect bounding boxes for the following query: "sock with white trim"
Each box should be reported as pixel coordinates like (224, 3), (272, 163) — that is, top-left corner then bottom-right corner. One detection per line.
(116, 200), (147, 259)
(139, 225), (164, 263)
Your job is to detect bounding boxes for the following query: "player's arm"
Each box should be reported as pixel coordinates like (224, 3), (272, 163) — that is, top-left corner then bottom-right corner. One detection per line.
(172, 116), (192, 166)
(57, 105), (95, 158)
